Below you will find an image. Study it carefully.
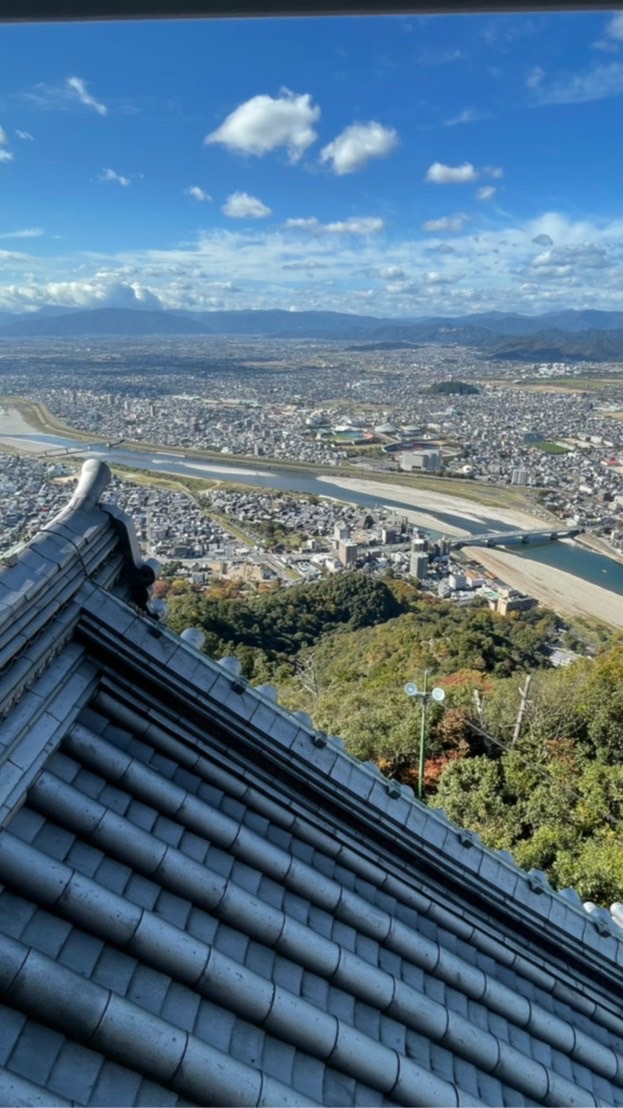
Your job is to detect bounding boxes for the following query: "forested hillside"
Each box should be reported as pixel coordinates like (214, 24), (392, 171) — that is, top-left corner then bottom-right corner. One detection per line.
(167, 573), (623, 902)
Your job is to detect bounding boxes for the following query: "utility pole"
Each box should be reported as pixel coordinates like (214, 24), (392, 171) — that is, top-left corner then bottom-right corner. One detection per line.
(404, 671), (446, 801)
(297, 655), (319, 701)
(512, 674), (532, 746)
(472, 688), (485, 725)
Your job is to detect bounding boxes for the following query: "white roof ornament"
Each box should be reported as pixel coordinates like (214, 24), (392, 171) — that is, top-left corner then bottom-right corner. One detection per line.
(180, 628), (206, 651)
(219, 655), (243, 676)
(147, 598), (168, 621)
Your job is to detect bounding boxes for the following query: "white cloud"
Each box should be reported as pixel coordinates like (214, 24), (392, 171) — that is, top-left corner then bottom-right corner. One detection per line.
(0, 150), (14, 164)
(425, 161), (479, 184)
(421, 214), (468, 233)
(49, 279), (161, 310)
(445, 108), (493, 126)
(377, 265), (405, 279)
(476, 186), (496, 201)
(607, 12), (623, 41)
(0, 228), (44, 239)
(16, 129), (33, 141)
(4, 206), (623, 318)
(532, 233), (553, 246)
(425, 271), (462, 285)
(532, 243), (612, 270)
(483, 165), (503, 179)
(281, 261), (328, 271)
(525, 66), (545, 89)
(184, 186), (211, 202)
(222, 192), (271, 219)
(0, 126), (7, 144)
(66, 76), (107, 117)
(426, 243), (456, 255)
(535, 62), (623, 105)
(206, 89), (319, 162)
(285, 216), (384, 234)
(319, 121), (398, 175)
(99, 168), (130, 187)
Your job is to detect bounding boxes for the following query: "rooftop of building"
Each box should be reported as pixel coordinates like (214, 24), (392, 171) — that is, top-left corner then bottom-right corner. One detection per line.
(1, 458), (623, 1107)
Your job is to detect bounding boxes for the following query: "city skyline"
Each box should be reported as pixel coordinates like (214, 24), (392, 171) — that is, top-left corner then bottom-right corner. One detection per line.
(1, 10), (623, 316)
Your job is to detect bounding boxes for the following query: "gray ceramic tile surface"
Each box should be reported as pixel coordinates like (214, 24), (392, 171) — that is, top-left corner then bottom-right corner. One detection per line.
(1, 464), (623, 1107)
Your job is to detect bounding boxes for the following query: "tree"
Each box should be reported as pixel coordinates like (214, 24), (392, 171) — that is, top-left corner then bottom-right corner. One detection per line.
(431, 757), (517, 850)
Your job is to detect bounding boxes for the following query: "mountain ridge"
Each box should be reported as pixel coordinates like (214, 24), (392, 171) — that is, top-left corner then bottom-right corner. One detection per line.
(2, 306), (623, 359)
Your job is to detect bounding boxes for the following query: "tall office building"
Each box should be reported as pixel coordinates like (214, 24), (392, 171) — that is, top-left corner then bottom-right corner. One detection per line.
(410, 551), (429, 579)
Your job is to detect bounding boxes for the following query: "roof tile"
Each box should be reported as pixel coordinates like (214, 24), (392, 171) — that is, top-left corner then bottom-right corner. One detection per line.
(213, 921), (250, 964)
(30, 824), (74, 864)
(291, 1052), (326, 1105)
(161, 981), (201, 1033)
(6, 806), (46, 844)
(185, 906), (219, 948)
(273, 956), (304, 996)
(94, 856), (132, 896)
(171, 767), (202, 795)
(77, 706), (109, 735)
(7, 1020), (64, 1087)
(193, 999), (236, 1053)
(90, 1060), (143, 1106)
(176, 831), (208, 866)
(47, 1039), (104, 1104)
(245, 940), (276, 981)
(155, 890), (192, 930)
(135, 1077), (184, 1106)
(66, 839), (104, 878)
(59, 929), (105, 977)
(326, 985), (355, 1024)
(92, 946), (138, 995)
(126, 964), (171, 1018)
(261, 1036), (296, 1089)
(152, 814), (184, 848)
(98, 783), (132, 817)
(229, 1018), (264, 1067)
(301, 973), (329, 1009)
(4, 468), (623, 1108)
(353, 1000), (381, 1041)
(22, 909), (72, 959)
(125, 872), (160, 911)
(231, 859), (263, 896)
(47, 752), (81, 785)
(0, 1003), (26, 1064)
(322, 1068), (357, 1105)
(125, 798), (158, 833)
(73, 767), (106, 801)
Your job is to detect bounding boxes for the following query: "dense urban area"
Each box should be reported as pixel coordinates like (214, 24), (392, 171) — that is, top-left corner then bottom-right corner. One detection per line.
(4, 334), (623, 543)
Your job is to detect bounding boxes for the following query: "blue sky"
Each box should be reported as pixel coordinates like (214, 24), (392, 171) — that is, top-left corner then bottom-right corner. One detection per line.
(1, 10), (623, 316)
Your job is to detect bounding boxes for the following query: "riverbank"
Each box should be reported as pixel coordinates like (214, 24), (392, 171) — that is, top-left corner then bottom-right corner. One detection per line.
(5, 402), (623, 621)
(0, 398), (546, 513)
(0, 405), (54, 451)
(468, 547), (623, 628)
(317, 476), (544, 534)
(0, 407), (274, 476)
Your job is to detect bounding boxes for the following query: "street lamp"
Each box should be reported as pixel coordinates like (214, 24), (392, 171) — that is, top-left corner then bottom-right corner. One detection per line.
(404, 671), (446, 800)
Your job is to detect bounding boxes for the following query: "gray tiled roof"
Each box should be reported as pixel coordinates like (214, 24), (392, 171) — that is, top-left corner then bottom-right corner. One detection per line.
(1, 461), (623, 1106)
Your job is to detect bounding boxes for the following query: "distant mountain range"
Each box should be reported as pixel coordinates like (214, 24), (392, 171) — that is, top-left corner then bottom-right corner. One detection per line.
(485, 328), (623, 363)
(2, 306), (623, 361)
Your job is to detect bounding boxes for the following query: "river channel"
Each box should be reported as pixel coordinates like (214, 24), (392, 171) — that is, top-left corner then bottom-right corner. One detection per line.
(10, 431), (623, 598)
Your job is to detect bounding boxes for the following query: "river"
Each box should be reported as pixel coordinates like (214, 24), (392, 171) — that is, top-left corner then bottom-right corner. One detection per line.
(9, 431), (623, 599)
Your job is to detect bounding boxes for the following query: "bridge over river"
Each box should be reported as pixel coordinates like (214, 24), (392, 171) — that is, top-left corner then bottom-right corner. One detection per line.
(452, 526), (584, 550)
